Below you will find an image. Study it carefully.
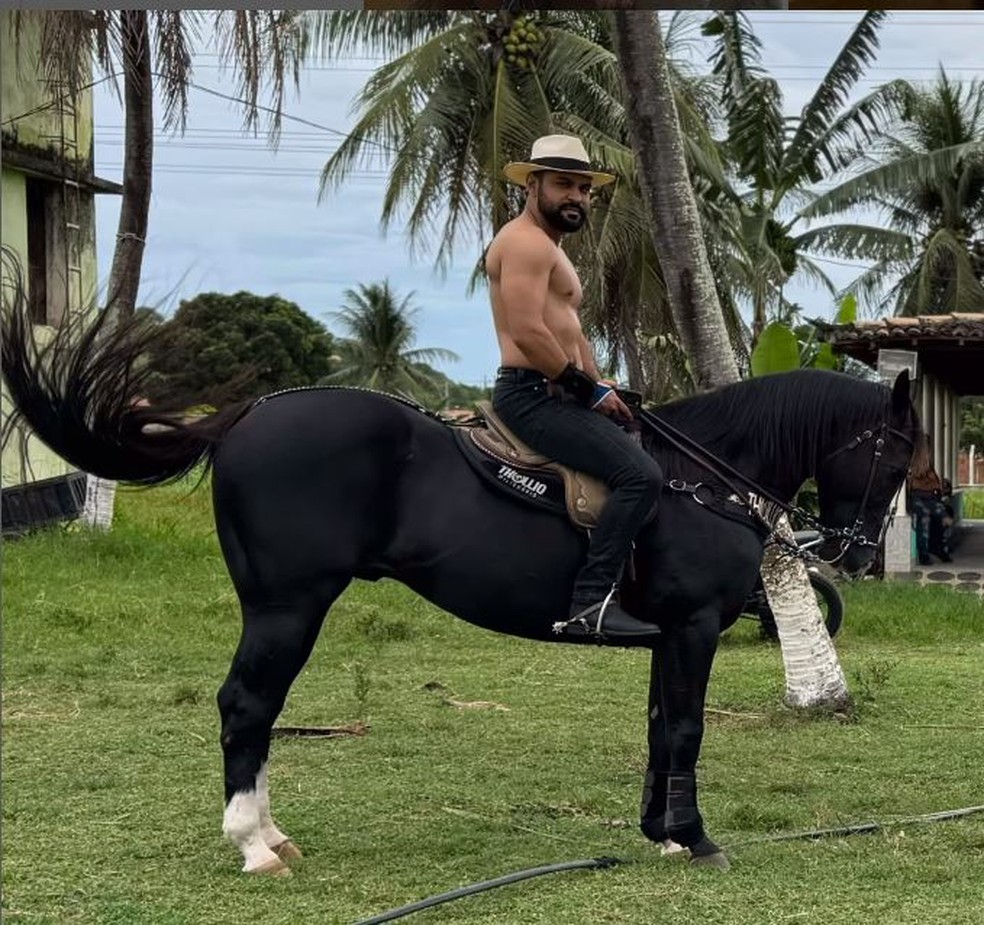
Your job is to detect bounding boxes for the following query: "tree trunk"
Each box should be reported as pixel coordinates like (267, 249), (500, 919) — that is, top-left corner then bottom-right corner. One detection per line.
(611, 11), (738, 392)
(105, 9), (153, 325)
(612, 10), (849, 709)
(622, 320), (646, 394)
(763, 518), (850, 709)
(92, 9), (153, 530)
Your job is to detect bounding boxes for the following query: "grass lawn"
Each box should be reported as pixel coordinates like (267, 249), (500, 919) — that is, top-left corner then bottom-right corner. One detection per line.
(3, 480), (983, 924)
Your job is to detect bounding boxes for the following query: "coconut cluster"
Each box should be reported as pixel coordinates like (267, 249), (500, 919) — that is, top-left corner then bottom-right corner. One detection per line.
(503, 15), (543, 70)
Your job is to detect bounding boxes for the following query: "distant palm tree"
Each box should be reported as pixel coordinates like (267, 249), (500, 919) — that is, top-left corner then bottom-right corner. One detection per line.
(324, 281), (459, 400)
(803, 69), (984, 316)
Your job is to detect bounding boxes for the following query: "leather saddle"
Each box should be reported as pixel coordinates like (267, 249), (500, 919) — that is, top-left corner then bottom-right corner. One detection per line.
(452, 400), (611, 530)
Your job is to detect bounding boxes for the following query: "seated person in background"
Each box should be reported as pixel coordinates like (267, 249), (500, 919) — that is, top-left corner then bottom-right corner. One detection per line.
(908, 436), (953, 565)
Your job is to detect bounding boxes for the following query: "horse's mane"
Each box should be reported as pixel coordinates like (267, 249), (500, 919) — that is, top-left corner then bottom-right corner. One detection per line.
(646, 369), (905, 481)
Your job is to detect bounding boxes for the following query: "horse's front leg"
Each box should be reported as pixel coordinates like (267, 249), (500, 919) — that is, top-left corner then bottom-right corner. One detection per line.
(642, 612), (729, 870)
(639, 649), (687, 856)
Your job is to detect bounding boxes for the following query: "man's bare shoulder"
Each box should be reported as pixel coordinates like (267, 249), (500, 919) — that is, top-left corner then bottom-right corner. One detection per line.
(488, 217), (557, 267)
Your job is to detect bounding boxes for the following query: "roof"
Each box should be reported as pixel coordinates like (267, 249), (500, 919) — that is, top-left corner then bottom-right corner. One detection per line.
(817, 314), (984, 396)
(0, 141), (123, 195)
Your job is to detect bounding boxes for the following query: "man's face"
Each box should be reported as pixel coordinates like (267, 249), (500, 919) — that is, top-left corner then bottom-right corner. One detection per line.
(530, 171), (592, 233)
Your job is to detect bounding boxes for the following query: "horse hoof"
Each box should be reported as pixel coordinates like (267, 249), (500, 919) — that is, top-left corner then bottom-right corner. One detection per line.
(690, 851), (730, 871)
(660, 839), (688, 858)
(272, 839), (303, 861)
(249, 856), (292, 877)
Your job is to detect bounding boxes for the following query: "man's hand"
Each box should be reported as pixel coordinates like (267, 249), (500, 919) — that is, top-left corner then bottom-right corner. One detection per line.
(595, 389), (634, 421)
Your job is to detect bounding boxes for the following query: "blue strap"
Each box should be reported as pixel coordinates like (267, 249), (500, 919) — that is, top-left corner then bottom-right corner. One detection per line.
(591, 383), (613, 407)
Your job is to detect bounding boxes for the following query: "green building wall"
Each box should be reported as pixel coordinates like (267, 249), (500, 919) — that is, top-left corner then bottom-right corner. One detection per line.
(1, 11), (104, 488)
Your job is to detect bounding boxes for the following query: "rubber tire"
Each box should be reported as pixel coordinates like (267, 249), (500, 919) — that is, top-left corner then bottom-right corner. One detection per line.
(807, 570), (843, 638)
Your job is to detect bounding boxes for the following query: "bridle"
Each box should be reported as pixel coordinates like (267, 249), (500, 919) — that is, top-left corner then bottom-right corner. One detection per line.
(814, 421), (915, 565)
(638, 407), (915, 567)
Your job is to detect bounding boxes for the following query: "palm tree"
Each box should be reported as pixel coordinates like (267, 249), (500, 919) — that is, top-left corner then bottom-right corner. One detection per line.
(324, 281), (459, 401)
(614, 10), (850, 710)
(611, 11), (738, 390)
(307, 9), (740, 401)
(310, 9), (624, 263)
(15, 10), (308, 322)
(802, 69), (984, 316)
(705, 10), (913, 340)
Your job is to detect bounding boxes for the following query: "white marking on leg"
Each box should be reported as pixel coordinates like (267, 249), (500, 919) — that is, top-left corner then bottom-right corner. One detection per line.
(661, 838), (688, 857)
(223, 788), (282, 872)
(256, 762), (290, 849)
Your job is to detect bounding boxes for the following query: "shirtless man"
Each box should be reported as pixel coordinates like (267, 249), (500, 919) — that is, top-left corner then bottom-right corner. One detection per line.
(486, 135), (663, 641)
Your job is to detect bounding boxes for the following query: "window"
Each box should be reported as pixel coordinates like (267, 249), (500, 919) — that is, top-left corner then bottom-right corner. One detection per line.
(25, 177), (47, 325)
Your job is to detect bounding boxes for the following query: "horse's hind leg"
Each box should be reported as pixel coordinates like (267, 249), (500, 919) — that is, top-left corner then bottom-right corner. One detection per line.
(218, 582), (347, 874)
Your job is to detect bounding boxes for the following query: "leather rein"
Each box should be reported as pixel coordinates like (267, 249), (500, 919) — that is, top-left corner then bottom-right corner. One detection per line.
(637, 407), (914, 566)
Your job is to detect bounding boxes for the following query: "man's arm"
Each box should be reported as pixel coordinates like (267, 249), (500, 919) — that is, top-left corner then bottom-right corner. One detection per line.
(498, 235), (571, 378)
(577, 332), (603, 381)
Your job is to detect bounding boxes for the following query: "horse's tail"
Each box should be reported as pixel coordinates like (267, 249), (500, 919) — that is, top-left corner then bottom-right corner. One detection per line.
(1, 248), (252, 487)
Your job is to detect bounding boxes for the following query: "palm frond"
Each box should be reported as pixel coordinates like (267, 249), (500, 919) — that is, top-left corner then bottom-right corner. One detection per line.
(800, 141), (984, 219)
(915, 226), (984, 314)
(403, 347), (460, 365)
(782, 10), (887, 179)
(788, 79), (913, 184)
(793, 223), (914, 263)
(703, 11), (765, 115)
(790, 254), (837, 297)
(304, 10), (457, 61)
(212, 10), (307, 141)
(151, 10), (197, 132)
(728, 76), (784, 191)
(840, 259), (902, 318)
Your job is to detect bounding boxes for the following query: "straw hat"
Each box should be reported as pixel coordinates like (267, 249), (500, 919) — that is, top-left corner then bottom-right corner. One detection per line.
(503, 134), (616, 188)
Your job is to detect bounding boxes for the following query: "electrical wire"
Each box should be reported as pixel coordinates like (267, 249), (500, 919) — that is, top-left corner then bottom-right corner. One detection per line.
(0, 73), (118, 127)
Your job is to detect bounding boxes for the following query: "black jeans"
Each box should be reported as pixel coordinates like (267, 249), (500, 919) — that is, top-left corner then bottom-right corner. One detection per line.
(492, 366), (663, 604)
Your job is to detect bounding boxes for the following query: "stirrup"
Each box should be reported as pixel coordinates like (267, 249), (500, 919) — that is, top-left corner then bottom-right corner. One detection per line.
(553, 586), (617, 637)
(552, 587), (660, 640)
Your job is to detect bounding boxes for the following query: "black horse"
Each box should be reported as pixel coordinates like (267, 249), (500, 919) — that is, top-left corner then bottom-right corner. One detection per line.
(1, 288), (919, 874)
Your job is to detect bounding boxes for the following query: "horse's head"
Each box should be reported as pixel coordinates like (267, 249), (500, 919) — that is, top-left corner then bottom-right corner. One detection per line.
(814, 371), (920, 576)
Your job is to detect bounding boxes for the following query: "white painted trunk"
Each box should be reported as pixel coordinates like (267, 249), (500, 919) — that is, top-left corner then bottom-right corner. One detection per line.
(761, 516), (850, 709)
(81, 476), (116, 529)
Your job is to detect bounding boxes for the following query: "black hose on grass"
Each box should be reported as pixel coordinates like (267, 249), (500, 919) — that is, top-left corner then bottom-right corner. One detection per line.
(727, 803), (984, 848)
(350, 805), (984, 924)
(352, 857), (622, 925)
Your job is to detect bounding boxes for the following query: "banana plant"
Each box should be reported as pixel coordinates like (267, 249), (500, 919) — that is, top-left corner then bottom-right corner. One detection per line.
(749, 293), (858, 376)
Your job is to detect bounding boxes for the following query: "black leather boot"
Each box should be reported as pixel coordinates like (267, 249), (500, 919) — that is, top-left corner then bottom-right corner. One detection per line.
(554, 587), (660, 641)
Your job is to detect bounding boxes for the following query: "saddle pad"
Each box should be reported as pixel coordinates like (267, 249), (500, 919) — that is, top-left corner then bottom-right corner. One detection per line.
(452, 426), (609, 530)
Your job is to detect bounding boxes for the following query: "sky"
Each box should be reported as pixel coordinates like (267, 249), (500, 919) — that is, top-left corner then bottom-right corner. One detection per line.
(91, 9), (984, 388)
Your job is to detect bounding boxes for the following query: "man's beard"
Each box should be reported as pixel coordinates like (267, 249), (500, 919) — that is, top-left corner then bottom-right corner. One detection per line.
(538, 189), (586, 233)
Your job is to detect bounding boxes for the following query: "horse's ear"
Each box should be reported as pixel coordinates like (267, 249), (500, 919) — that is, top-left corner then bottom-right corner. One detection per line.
(891, 369), (911, 413)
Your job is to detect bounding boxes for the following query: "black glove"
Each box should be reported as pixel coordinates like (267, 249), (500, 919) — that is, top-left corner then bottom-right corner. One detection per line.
(551, 362), (596, 405)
